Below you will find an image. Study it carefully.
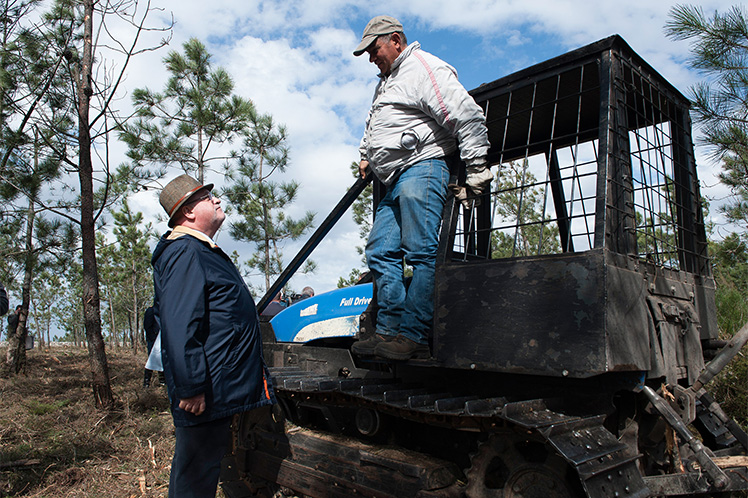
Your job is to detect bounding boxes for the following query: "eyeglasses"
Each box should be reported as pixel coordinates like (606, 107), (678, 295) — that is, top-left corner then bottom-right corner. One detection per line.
(185, 191), (214, 206)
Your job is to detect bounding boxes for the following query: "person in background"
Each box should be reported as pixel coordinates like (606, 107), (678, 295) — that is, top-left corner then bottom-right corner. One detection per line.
(0, 283), (8, 316)
(152, 174), (275, 498)
(142, 305), (160, 387)
(261, 292), (286, 317)
(7, 305), (21, 339)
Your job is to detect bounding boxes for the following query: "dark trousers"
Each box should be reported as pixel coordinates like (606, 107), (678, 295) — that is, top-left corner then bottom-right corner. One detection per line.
(169, 417), (232, 498)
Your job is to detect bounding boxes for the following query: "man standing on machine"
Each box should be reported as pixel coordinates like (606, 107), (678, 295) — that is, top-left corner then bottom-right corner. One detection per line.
(351, 15), (492, 360)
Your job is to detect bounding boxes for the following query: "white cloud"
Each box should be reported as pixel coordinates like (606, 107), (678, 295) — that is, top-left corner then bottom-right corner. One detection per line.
(107, 0), (737, 296)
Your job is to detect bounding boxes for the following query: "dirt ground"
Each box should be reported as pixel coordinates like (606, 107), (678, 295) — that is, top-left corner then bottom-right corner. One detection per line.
(0, 346), (228, 498)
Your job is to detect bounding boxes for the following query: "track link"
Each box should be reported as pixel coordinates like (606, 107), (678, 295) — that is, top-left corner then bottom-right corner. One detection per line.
(263, 367), (648, 497)
(224, 360), (748, 497)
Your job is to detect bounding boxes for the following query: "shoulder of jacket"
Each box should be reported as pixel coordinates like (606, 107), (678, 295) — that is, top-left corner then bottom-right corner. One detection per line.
(155, 235), (203, 265)
(402, 49), (452, 78)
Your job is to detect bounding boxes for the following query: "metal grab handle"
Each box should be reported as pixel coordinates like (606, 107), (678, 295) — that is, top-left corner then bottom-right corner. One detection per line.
(257, 174), (372, 314)
(692, 320), (748, 393)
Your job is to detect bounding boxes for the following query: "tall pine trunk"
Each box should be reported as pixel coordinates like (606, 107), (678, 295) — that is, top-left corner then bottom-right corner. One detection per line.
(130, 259), (139, 354)
(6, 144), (38, 375)
(78, 0), (113, 409)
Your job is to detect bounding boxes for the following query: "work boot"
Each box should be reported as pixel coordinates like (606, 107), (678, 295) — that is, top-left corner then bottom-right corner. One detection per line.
(351, 333), (391, 356)
(374, 334), (429, 360)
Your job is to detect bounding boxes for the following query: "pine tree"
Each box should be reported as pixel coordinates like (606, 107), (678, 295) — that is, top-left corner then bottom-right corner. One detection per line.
(665, 5), (748, 227)
(492, 161), (561, 258)
(109, 200), (154, 352)
(121, 37), (255, 185)
(40, 0), (171, 409)
(223, 112), (316, 292)
(54, 260), (85, 347)
(338, 161), (372, 288)
(1, 142), (71, 375)
(0, 0), (72, 373)
(30, 268), (62, 348)
(665, 6), (748, 426)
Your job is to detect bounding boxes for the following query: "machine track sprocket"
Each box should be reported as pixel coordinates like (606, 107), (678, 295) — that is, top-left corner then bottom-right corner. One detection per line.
(465, 432), (579, 498)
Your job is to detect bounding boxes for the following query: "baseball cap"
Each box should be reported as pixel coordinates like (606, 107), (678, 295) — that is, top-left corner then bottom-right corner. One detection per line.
(353, 15), (403, 56)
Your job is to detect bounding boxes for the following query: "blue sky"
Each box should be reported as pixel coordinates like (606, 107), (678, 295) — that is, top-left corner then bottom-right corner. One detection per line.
(118, 0), (734, 296)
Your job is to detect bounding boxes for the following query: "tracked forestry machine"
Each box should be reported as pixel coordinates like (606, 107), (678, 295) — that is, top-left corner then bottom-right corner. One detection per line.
(221, 35), (748, 497)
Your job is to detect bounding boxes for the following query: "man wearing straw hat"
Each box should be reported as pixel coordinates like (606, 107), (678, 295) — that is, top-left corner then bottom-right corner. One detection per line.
(351, 15), (492, 360)
(152, 174), (275, 498)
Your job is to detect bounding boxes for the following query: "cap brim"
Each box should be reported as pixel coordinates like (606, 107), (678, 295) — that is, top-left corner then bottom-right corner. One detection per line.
(353, 34), (377, 56)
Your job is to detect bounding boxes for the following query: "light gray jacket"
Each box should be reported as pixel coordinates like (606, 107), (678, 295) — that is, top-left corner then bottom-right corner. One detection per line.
(359, 42), (489, 185)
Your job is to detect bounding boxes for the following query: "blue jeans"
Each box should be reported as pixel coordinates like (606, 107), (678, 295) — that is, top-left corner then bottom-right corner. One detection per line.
(365, 158), (450, 345)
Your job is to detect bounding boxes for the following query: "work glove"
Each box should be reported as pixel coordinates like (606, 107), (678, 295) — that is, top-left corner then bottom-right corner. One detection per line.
(449, 163), (493, 210)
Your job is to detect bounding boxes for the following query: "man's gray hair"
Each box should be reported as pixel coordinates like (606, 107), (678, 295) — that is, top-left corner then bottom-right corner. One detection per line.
(380, 31), (407, 46)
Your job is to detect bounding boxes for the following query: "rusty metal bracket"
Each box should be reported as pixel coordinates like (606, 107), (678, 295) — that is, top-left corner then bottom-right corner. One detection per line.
(642, 386), (728, 490)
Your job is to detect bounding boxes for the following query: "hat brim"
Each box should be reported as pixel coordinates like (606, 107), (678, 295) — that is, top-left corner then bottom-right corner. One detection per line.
(353, 34), (378, 56)
(167, 183), (214, 228)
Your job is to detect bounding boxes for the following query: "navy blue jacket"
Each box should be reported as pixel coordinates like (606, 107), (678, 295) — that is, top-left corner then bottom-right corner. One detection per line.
(152, 227), (275, 427)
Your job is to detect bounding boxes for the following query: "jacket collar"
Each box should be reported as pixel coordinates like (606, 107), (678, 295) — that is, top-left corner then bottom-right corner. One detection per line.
(168, 225), (218, 248)
(380, 41), (420, 78)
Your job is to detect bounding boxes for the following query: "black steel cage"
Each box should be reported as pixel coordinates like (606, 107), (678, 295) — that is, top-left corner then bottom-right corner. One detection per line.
(434, 36), (715, 381)
(443, 35), (709, 277)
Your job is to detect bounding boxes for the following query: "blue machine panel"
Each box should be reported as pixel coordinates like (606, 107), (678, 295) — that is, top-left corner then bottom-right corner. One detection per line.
(270, 283), (373, 343)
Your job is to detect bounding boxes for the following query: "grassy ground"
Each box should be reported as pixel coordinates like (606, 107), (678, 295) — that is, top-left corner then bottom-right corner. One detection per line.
(0, 346), (215, 498)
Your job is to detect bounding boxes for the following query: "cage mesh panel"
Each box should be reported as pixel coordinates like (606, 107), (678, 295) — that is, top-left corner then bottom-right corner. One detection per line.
(617, 52), (694, 270)
(453, 63), (600, 259)
(453, 50), (700, 272)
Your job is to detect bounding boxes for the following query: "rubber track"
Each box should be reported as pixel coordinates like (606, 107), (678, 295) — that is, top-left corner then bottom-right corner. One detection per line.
(268, 366), (652, 497)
